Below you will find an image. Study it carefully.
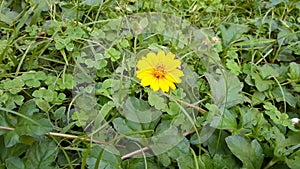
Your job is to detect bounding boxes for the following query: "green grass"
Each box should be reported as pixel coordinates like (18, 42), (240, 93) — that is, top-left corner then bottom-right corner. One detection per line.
(1, 0), (300, 168)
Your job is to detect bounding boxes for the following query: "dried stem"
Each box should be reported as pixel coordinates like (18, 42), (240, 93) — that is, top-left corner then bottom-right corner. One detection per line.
(121, 147), (150, 160)
(175, 98), (207, 115)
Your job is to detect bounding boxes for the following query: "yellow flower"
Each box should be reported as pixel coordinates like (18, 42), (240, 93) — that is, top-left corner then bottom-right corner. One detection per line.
(136, 50), (184, 92)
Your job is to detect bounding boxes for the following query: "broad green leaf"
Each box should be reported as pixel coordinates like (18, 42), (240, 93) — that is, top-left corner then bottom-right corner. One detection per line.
(148, 91), (167, 110)
(210, 109), (237, 130)
(6, 157), (24, 169)
(166, 101), (180, 116)
(150, 127), (186, 156)
(225, 135), (263, 169)
(251, 91), (265, 105)
(18, 100), (39, 116)
(120, 97), (161, 123)
(288, 62), (300, 81)
(271, 87), (297, 108)
(21, 71), (47, 88)
(86, 145), (121, 169)
(252, 73), (274, 92)
(91, 28), (105, 39)
(226, 59), (241, 75)
(212, 154), (241, 169)
(24, 139), (58, 169)
(264, 102), (295, 130)
(157, 153), (171, 167)
(258, 64), (280, 79)
(205, 71), (244, 109)
(4, 131), (19, 148)
(286, 149), (300, 169)
(122, 158), (161, 169)
(113, 117), (141, 137)
(286, 155), (300, 169)
(220, 24), (248, 47)
(275, 132), (300, 157)
(15, 114), (52, 137)
(34, 98), (50, 112)
(177, 154), (195, 169)
(94, 101), (115, 128)
(71, 111), (90, 127)
(202, 130), (231, 155)
(53, 106), (66, 120)
(57, 74), (74, 90)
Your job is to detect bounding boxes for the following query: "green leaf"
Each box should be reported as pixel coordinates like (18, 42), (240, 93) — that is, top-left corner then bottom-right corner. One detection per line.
(286, 155), (300, 169)
(53, 106), (65, 120)
(288, 62), (300, 81)
(15, 114), (52, 137)
(210, 109), (237, 130)
(258, 64), (280, 79)
(91, 28), (105, 39)
(71, 111), (90, 127)
(177, 154), (195, 169)
(34, 98), (50, 112)
(220, 24), (249, 47)
(271, 87), (297, 108)
(225, 135), (263, 169)
(6, 157), (25, 169)
(112, 117), (146, 138)
(3, 77), (24, 94)
(24, 139), (58, 169)
(21, 71), (47, 88)
(148, 91), (167, 110)
(19, 100), (39, 116)
(86, 145), (121, 169)
(166, 101), (180, 116)
(251, 91), (265, 105)
(150, 127), (187, 156)
(4, 131), (19, 148)
(212, 154), (241, 169)
(121, 97), (161, 123)
(202, 130), (231, 155)
(57, 74), (73, 90)
(157, 153), (171, 167)
(205, 71), (245, 109)
(94, 101), (115, 128)
(32, 88), (55, 102)
(226, 59), (241, 75)
(122, 158), (161, 169)
(263, 102), (295, 130)
(252, 73), (274, 92)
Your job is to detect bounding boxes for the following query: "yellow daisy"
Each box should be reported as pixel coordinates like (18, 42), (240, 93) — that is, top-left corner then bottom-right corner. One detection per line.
(136, 50), (184, 92)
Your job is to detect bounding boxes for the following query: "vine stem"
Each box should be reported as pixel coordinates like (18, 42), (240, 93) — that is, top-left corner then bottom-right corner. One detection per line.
(0, 126), (125, 148)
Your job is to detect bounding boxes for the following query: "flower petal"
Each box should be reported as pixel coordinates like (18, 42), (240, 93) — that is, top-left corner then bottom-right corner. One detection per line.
(165, 59), (181, 71)
(168, 69), (184, 83)
(150, 78), (160, 91)
(136, 68), (153, 79)
(140, 75), (154, 86)
(146, 52), (159, 66)
(157, 50), (166, 59)
(137, 58), (152, 70)
(159, 78), (169, 92)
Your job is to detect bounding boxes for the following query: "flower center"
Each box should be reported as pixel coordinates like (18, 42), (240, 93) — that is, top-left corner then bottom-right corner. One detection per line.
(153, 65), (166, 79)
